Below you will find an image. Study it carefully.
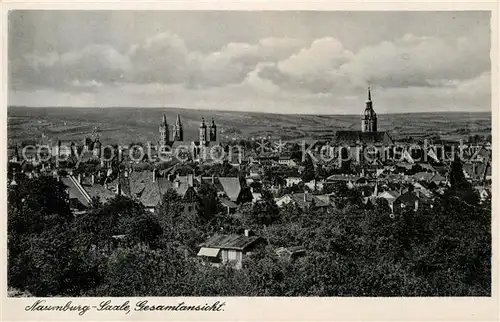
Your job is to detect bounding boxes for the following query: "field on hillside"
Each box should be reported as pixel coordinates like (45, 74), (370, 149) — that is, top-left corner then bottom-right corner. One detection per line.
(7, 106), (492, 146)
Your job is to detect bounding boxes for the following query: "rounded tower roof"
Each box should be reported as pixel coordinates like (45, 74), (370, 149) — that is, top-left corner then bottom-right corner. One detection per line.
(200, 117), (207, 128)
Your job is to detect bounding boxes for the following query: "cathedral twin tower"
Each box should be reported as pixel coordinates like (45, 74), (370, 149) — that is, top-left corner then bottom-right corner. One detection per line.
(159, 114), (217, 148)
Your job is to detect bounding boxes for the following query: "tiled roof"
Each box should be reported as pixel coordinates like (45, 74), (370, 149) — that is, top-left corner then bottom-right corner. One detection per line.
(218, 177), (241, 201)
(61, 176), (91, 208)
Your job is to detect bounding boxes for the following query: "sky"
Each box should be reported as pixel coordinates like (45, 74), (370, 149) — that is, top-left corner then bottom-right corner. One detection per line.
(8, 11), (491, 114)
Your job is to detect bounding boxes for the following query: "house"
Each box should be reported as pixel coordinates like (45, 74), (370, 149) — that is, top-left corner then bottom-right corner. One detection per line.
(275, 192), (330, 210)
(463, 161), (492, 182)
(412, 182), (435, 198)
(304, 179), (325, 191)
(220, 198), (238, 214)
(218, 177), (242, 202)
(104, 170), (199, 214)
(392, 191), (420, 213)
(197, 231), (266, 269)
(61, 175), (92, 210)
(376, 190), (401, 212)
(285, 177), (302, 187)
(429, 173), (447, 185)
(275, 246), (306, 261)
(278, 154), (298, 167)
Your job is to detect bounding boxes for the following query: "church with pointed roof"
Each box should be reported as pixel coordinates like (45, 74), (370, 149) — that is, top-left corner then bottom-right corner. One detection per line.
(333, 88), (393, 146)
(330, 88), (394, 164)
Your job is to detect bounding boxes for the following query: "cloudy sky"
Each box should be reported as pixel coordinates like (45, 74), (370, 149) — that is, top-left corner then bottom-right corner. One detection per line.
(8, 11), (491, 114)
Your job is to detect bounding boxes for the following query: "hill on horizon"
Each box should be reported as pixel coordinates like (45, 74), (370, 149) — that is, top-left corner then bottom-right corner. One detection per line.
(7, 106), (491, 146)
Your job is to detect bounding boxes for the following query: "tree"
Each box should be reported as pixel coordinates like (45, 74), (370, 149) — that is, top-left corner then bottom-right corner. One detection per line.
(301, 153), (315, 182)
(244, 190), (280, 227)
(197, 182), (223, 222)
(157, 189), (203, 254)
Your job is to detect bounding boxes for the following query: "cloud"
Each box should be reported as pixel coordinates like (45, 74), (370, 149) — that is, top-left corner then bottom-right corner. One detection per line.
(339, 33), (490, 89)
(253, 33), (490, 95)
(10, 27), (490, 113)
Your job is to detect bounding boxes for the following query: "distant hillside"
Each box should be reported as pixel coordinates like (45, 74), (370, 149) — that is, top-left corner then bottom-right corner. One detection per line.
(7, 106), (491, 145)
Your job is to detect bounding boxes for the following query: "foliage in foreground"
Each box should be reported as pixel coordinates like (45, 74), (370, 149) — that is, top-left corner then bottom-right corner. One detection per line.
(7, 175), (491, 296)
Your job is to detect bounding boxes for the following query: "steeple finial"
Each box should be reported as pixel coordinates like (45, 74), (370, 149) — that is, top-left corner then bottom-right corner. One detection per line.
(163, 114), (167, 124)
(368, 87), (371, 101)
(176, 114), (181, 124)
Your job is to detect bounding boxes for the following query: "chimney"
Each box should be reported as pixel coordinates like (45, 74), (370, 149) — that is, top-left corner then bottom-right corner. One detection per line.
(187, 174), (194, 187)
(244, 229), (250, 237)
(152, 169), (156, 183)
(175, 180), (180, 188)
(116, 182), (121, 195)
(124, 169), (129, 178)
(304, 191), (308, 202)
(91, 174), (95, 185)
(78, 173), (82, 183)
(414, 199), (419, 212)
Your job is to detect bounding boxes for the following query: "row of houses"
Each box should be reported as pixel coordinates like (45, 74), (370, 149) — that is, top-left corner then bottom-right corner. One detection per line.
(58, 169), (256, 214)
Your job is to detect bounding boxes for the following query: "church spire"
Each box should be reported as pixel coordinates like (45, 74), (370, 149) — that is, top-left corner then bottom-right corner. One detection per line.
(199, 117), (207, 143)
(209, 118), (217, 142)
(173, 114), (183, 141)
(367, 87), (372, 101)
(159, 114), (169, 148)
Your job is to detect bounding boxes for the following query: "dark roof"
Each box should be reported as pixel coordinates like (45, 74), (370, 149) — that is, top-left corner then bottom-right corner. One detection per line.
(333, 131), (393, 145)
(107, 171), (196, 208)
(200, 234), (264, 250)
(396, 191), (420, 204)
(61, 176), (91, 208)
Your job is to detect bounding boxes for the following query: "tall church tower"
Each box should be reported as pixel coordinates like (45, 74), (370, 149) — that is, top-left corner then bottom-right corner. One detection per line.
(199, 117), (207, 145)
(173, 114), (183, 141)
(159, 114), (169, 148)
(361, 87), (377, 133)
(209, 118), (217, 142)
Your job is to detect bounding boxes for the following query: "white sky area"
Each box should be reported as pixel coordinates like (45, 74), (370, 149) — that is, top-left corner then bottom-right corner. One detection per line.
(8, 11), (491, 114)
